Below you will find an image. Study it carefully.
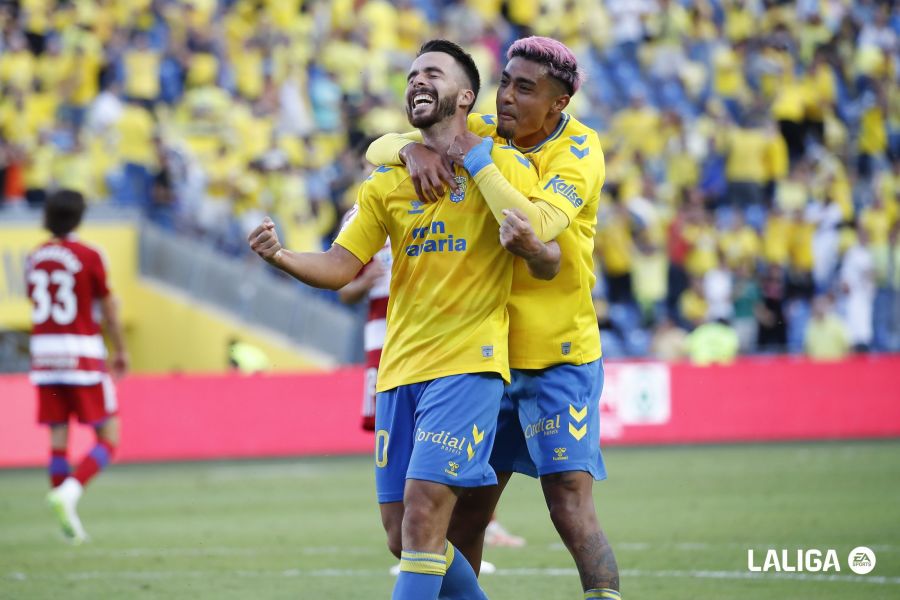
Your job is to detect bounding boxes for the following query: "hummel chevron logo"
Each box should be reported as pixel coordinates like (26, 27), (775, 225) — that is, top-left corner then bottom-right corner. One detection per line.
(366, 165), (393, 180)
(570, 146), (590, 159)
(569, 405), (587, 422)
(569, 423), (587, 441)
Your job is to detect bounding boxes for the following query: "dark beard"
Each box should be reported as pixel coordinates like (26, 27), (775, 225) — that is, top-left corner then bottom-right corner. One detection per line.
(407, 94), (458, 128)
(496, 121), (515, 139)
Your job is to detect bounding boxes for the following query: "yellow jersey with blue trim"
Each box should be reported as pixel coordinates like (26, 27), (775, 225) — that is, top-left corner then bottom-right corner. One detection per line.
(468, 112), (605, 369)
(334, 144), (539, 392)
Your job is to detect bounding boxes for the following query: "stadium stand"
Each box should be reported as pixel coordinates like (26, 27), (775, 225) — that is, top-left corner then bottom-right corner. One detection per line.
(0, 0), (898, 360)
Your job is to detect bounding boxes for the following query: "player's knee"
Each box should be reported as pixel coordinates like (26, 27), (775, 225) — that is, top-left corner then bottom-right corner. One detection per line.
(49, 424), (69, 448)
(544, 472), (596, 536)
(95, 417), (120, 445)
(401, 487), (446, 546)
(401, 498), (434, 535)
(548, 498), (584, 538)
(386, 530), (402, 558)
(449, 500), (493, 542)
(380, 503), (404, 558)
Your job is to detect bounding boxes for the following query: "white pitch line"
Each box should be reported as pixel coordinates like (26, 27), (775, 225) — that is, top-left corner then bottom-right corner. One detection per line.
(76, 546), (379, 558)
(79, 546), (261, 558)
(548, 542), (900, 552)
(73, 542), (900, 559)
(620, 569), (900, 586)
(9, 568), (899, 585)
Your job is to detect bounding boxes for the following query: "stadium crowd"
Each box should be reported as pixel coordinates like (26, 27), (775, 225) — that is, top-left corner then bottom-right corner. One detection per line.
(1, 0), (898, 359)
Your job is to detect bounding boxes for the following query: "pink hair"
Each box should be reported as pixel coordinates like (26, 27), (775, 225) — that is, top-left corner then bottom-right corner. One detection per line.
(507, 36), (584, 94)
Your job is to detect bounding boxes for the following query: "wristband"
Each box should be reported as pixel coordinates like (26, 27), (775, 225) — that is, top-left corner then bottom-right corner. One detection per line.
(463, 137), (494, 176)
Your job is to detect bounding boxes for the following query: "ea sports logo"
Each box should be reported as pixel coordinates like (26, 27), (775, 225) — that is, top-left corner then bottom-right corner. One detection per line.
(848, 546), (876, 575)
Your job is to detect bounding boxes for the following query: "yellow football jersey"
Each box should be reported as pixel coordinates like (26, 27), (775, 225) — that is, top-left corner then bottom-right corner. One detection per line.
(468, 112), (605, 368)
(335, 144), (538, 392)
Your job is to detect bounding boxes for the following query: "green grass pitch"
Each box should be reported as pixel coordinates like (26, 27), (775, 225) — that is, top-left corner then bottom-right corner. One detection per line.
(1, 440), (898, 599)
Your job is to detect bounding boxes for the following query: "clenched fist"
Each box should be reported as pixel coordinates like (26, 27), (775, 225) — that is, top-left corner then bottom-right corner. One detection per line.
(500, 208), (543, 259)
(248, 216), (284, 265)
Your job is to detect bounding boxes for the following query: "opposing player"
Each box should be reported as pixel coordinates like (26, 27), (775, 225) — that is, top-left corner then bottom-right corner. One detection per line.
(248, 40), (547, 600)
(368, 36), (621, 598)
(27, 190), (128, 544)
(336, 216), (391, 432)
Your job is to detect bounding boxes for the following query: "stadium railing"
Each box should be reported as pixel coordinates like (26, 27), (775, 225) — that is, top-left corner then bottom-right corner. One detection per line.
(139, 223), (363, 364)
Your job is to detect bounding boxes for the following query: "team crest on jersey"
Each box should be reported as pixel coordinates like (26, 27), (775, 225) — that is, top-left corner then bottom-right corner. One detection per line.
(449, 176), (467, 203)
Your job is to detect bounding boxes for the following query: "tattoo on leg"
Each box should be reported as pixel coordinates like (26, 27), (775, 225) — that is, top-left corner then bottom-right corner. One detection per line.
(574, 531), (619, 591)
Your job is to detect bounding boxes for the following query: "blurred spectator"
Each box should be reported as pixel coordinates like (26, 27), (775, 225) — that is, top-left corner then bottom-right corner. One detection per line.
(650, 316), (688, 362)
(732, 262), (761, 353)
(24, 130), (53, 207)
(772, 61), (808, 165)
(679, 276), (708, 330)
(840, 226), (876, 351)
(596, 196), (636, 305)
(115, 99), (156, 207)
(786, 209), (815, 299)
(149, 136), (178, 229)
(857, 82), (888, 180)
(724, 112), (770, 209)
(704, 252), (734, 322)
(121, 30), (161, 109)
(807, 191), (844, 292)
(665, 192), (694, 316)
(804, 295), (850, 361)
(757, 263), (788, 352)
(719, 210), (760, 272)
(686, 318), (740, 366)
(0, 0), (896, 362)
(632, 229), (667, 323)
(886, 224), (900, 351)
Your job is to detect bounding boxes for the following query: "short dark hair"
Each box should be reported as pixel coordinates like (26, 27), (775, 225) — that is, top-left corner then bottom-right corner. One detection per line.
(44, 190), (86, 237)
(417, 39), (481, 110)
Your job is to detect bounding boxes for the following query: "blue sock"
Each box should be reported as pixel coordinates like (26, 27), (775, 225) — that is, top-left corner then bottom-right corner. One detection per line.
(585, 589), (620, 599)
(438, 542), (487, 600)
(392, 550), (446, 600)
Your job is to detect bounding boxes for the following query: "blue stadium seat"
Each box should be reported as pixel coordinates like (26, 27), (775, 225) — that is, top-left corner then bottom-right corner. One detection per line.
(599, 329), (627, 359)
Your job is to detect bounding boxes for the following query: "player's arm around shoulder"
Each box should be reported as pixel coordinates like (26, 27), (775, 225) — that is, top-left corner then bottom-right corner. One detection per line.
(367, 108), (525, 162)
(490, 144), (538, 190)
(367, 129), (458, 204)
(365, 131), (423, 167)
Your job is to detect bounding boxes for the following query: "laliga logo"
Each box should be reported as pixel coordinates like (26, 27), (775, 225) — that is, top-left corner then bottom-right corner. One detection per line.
(747, 546), (876, 574)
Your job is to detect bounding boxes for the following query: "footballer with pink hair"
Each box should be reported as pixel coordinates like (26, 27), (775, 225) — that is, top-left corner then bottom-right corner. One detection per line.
(368, 36), (620, 600)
